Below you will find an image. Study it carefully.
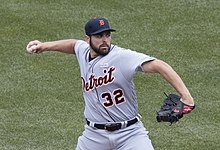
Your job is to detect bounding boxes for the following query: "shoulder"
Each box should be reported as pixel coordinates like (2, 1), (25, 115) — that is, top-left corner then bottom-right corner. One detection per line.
(74, 40), (89, 55)
(110, 45), (131, 55)
(112, 45), (153, 59)
(75, 40), (89, 50)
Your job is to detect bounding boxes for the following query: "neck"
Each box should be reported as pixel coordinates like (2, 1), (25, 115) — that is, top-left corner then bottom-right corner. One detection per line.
(90, 49), (99, 58)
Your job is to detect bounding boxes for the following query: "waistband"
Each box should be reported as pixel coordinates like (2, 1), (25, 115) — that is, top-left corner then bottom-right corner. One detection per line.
(86, 116), (140, 132)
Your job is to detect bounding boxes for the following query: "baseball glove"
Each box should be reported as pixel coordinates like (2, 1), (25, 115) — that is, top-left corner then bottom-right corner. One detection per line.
(156, 93), (195, 124)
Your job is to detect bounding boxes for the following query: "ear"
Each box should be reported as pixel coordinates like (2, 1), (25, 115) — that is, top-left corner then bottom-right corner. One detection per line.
(85, 35), (90, 44)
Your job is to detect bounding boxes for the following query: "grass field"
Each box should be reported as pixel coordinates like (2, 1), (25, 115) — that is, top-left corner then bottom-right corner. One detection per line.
(0, 0), (219, 149)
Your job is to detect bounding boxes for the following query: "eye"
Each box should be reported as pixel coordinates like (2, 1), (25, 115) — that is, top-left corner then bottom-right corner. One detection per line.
(106, 33), (111, 37)
(94, 34), (102, 38)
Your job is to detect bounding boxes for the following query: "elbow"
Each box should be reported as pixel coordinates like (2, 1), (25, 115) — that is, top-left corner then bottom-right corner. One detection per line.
(143, 59), (172, 73)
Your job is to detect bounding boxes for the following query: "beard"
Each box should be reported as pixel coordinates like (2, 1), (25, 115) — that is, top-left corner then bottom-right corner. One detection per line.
(89, 39), (111, 56)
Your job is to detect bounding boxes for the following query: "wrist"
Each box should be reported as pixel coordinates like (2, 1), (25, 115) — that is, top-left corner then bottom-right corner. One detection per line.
(180, 97), (195, 106)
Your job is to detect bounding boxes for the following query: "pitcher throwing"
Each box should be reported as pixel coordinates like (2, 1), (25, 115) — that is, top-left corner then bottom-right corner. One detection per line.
(27, 17), (195, 150)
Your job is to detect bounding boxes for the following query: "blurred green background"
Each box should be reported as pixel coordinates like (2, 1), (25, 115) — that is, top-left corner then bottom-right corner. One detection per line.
(0, 0), (219, 149)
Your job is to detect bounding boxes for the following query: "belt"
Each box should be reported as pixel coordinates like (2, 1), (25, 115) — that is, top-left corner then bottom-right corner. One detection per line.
(86, 117), (139, 132)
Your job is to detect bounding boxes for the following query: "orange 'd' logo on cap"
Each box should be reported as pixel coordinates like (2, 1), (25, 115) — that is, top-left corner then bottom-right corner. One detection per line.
(99, 20), (105, 26)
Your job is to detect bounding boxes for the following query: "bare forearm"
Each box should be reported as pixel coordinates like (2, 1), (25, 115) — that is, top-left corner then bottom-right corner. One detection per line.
(143, 59), (194, 105)
(42, 39), (76, 54)
(27, 39), (77, 54)
(158, 63), (194, 105)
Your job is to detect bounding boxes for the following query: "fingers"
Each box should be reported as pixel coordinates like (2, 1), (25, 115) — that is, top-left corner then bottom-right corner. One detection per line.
(26, 40), (43, 54)
(27, 40), (41, 48)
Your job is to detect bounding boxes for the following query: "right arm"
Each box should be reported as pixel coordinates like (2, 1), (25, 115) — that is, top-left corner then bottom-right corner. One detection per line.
(27, 39), (78, 54)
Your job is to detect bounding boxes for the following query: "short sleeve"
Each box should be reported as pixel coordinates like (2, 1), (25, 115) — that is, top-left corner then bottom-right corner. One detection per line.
(118, 48), (155, 80)
(74, 40), (89, 58)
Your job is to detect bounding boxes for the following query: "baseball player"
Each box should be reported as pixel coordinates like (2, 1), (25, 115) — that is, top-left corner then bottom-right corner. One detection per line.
(27, 17), (195, 150)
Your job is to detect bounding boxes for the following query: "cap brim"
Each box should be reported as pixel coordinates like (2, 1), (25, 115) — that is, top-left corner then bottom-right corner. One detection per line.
(90, 28), (116, 35)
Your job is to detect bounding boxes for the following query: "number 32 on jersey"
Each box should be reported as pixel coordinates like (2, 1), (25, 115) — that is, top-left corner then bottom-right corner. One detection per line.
(101, 88), (125, 107)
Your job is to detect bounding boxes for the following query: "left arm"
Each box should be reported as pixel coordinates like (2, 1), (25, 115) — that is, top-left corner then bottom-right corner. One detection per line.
(142, 59), (194, 106)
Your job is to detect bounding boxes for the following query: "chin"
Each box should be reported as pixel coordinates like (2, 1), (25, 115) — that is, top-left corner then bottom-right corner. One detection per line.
(100, 50), (110, 56)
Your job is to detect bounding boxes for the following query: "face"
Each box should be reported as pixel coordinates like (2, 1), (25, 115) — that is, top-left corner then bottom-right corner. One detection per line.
(87, 31), (112, 56)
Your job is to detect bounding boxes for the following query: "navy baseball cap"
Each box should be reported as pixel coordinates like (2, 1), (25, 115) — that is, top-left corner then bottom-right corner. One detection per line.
(85, 17), (116, 36)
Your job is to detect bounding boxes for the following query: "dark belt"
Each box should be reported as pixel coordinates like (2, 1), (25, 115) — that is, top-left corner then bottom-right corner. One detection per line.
(86, 117), (139, 132)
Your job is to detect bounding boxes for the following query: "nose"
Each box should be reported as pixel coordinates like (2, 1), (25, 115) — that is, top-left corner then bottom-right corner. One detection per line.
(102, 35), (108, 42)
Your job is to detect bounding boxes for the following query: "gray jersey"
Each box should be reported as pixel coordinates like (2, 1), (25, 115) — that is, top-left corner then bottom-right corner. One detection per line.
(75, 40), (155, 123)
